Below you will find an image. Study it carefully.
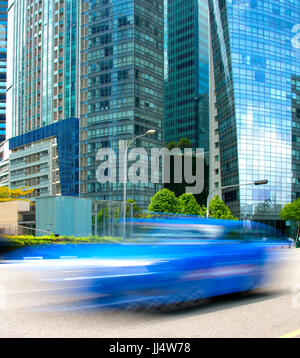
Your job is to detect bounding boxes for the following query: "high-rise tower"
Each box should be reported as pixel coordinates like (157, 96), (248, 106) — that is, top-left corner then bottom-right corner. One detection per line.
(0, 1), (7, 143)
(165, 0), (209, 150)
(6, 0), (80, 198)
(80, 0), (164, 208)
(209, 0), (300, 228)
(7, 0), (80, 137)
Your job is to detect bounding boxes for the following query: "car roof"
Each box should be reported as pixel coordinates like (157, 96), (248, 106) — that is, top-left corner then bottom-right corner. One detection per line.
(126, 217), (243, 227)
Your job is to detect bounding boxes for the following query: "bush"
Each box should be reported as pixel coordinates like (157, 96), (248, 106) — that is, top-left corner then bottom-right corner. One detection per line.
(178, 193), (201, 215)
(208, 196), (237, 220)
(148, 189), (180, 214)
(2, 235), (123, 248)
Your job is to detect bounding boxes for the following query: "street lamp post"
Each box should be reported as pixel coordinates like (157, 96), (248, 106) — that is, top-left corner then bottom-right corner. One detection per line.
(122, 130), (156, 236)
(206, 180), (269, 218)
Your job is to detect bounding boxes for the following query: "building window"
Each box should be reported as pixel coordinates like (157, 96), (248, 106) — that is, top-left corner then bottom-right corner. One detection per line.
(224, 190), (237, 203)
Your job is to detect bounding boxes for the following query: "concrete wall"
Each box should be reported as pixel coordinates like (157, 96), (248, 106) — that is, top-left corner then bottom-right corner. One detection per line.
(0, 200), (30, 226)
(9, 137), (56, 197)
(36, 196), (92, 237)
(0, 140), (11, 187)
(209, 27), (221, 194)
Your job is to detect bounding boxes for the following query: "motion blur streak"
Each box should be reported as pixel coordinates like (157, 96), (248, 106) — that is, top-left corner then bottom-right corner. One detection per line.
(1, 218), (290, 311)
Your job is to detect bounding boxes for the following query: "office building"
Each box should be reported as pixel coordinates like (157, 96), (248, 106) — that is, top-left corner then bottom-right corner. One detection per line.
(80, 0), (164, 208)
(164, 0), (209, 150)
(7, 0), (80, 138)
(209, 25), (221, 193)
(0, 1), (7, 142)
(0, 139), (9, 186)
(7, 0), (164, 207)
(292, 75), (300, 201)
(209, 0), (300, 228)
(9, 118), (79, 198)
(6, 0), (80, 198)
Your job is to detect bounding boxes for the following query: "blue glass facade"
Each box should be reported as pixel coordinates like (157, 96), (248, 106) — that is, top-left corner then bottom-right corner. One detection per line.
(9, 118), (79, 196)
(165, 0), (209, 149)
(209, 0), (300, 222)
(0, 1), (7, 142)
(292, 75), (300, 200)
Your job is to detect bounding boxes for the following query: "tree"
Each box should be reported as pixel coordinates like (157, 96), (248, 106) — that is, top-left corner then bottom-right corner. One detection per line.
(280, 199), (300, 239)
(96, 206), (120, 224)
(167, 138), (192, 151)
(148, 188), (180, 214)
(206, 195), (237, 220)
(126, 199), (143, 218)
(178, 193), (201, 215)
(280, 199), (300, 223)
(199, 205), (207, 217)
(165, 138), (209, 207)
(167, 141), (177, 151)
(0, 186), (34, 202)
(177, 137), (192, 150)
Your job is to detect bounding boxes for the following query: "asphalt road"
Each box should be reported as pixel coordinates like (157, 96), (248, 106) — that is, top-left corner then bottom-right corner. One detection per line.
(0, 249), (300, 338)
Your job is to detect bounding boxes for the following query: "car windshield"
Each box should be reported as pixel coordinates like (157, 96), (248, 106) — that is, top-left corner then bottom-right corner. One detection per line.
(123, 219), (286, 243)
(223, 222), (286, 242)
(125, 221), (225, 242)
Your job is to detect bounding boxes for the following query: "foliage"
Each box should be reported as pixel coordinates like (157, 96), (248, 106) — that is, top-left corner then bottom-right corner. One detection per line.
(165, 138), (209, 207)
(166, 138), (192, 151)
(177, 138), (192, 150)
(147, 190), (236, 220)
(207, 196), (237, 220)
(2, 234), (122, 248)
(280, 199), (300, 226)
(253, 200), (282, 220)
(167, 141), (177, 151)
(91, 200), (143, 226)
(178, 193), (201, 215)
(94, 207), (120, 225)
(148, 188), (180, 214)
(0, 186), (34, 202)
(126, 199), (143, 218)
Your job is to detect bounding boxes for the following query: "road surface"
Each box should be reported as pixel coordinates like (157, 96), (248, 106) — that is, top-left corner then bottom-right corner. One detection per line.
(0, 249), (300, 338)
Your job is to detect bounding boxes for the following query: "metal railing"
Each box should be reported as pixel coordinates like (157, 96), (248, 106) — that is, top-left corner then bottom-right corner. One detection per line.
(91, 200), (133, 238)
(0, 224), (53, 237)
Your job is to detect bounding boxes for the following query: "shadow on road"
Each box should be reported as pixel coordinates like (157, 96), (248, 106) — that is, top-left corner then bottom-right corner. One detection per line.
(40, 287), (286, 320)
(141, 289), (286, 317)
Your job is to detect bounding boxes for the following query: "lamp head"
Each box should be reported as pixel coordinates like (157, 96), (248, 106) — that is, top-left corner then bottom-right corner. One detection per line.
(254, 180), (269, 185)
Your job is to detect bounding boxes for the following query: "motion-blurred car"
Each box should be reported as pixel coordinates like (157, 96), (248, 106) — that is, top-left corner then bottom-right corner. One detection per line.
(2, 218), (289, 310)
(0, 236), (18, 256)
(287, 237), (295, 248)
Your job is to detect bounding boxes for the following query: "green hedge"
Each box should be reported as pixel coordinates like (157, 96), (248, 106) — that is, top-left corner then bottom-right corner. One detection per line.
(2, 234), (122, 248)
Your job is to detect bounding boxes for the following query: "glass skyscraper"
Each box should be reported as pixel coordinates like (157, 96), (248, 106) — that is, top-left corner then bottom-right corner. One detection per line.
(7, 0), (80, 138)
(6, 0), (164, 207)
(165, 0), (209, 149)
(209, 0), (300, 227)
(0, 1), (7, 143)
(292, 75), (300, 201)
(80, 0), (164, 208)
(6, 0), (80, 199)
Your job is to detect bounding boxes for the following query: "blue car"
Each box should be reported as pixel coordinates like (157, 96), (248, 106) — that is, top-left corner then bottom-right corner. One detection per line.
(3, 218), (289, 310)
